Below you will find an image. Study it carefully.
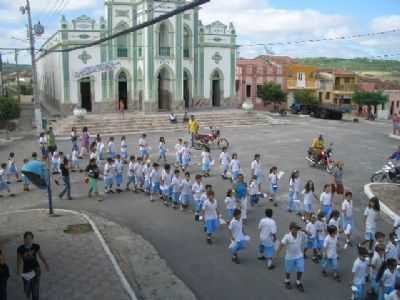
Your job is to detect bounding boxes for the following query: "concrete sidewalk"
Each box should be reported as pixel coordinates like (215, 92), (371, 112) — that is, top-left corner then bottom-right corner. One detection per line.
(0, 210), (130, 300)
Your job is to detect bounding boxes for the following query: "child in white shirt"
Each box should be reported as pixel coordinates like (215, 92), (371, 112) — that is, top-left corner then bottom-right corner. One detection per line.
(179, 172), (192, 210)
(224, 189), (236, 220)
(51, 151), (61, 174)
(302, 180), (317, 221)
(268, 166), (279, 205)
(6, 152), (20, 183)
(202, 190), (219, 244)
(174, 138), (183, 168)
(362, 197), (380, 253)
(143, 161), (152, 194)
(380, 259), (397, 299)
(320, 184), (333, 219)
(114, 154), (124, 193)
(304, 214), (318, 262)
(161, 164), (173, 205)
(229, 153), (240, 183)
(103, 158), (114, 193)
(251, 154), (263, 189)
(126, 156), (136, 191)
(249, 175), (260, 207)
(370, 245), (385, 295)
(229, 209), (248, 264)
(351, 247), (369, 300)
(120, 136), (128, 162)
(159, 137), (167, 163)
(181, 142), (191, 171)
(219, 147), (230, 179)
(201, 147), (212, 177)
(322, 225), (340, 281)
(192, 174), (205, 221)
(134, 157), (144, 191)
(341, 191), (354, 249)
(171, 169), (182, 208)
(138, 133), (149, 159)
(0, 163), (11, 196)
(149, 163), (162, 201)
(258, 208), (277, 269)
(107, 137), (116, 160)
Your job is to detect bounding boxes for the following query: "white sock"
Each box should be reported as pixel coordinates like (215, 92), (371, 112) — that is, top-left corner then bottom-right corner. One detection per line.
(267, 259), (272, 267)
(296, 280), (301, 285)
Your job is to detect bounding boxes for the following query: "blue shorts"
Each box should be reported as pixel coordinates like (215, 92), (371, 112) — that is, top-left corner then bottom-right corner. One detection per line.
(304, 203), (314, 213)
(144, 179), (151, 192)
(322, 258), (338, 270)
(172, 192), (180, 204)
(176, 153), (182, 165)
(321, 205), (332, 219)
(104, 176), (113, 187)
(260, 244), (275, 258)
(139, 149), (149, 158)
(227, 208), (235, 219)
(306, 238), (317, 249)
(121, 151), (128, 160)
(232, 171), (240, 181)
(250, 194), (259, 205)
(135, 175), (144, 187)
(230, 240), (247, 254)
(353, 284), (365, 300)
(316, 239), (324, 250)
(269, 183), (278, 194)
(7, 164), (17, 175)
(22, 174), (30, 185)
(222, 164), (229, 173)
(195, 200), (204, 214)
(127, 175), (135, 186)
(364, 231), (375, 241)
(115, 174), (123, 186)
(180, 193), (192, 205)
(182, 158), (190, 168)
(109, 151), (116, 160)
(0, 181), (8, 191)
(285, 258), (305, 273)
(205, 219), (219, 234)
(202, 161), (211, 172)
(163, 186), (172, 199)
(159, 149), (167, 158)
(151, 182), (161, 194)
(342, 216), (353, 233)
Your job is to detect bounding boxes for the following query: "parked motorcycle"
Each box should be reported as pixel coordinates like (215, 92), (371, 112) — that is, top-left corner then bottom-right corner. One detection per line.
(305, 143), (335, 173)
(370, 161), (400, 183)
(193, 127), (230, 150)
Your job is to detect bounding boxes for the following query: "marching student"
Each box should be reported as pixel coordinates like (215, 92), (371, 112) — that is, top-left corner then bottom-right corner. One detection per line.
(250, 154), (263, 190)
(341, 191), (354, 249)
(149, 163), (162, 201)
(103, 157), (114, 194)
(304, 214), (318, 262)
(369, 245), (386, 295)
(161, 164), (173, 205)
(21, 158), (30, 191)
(181, 142), (191, 172)
(143, 160), (152, 194)
(202, 190), (219, 244)
(71, 146), (80, 172)
(171, 169), (182, 209)
(219, 146), (230, 179)
(229, 153), (240, 183)
(126, 156), (136, 191)
(6, 152), (20, 183)
(234, 174), (248, 222)
(159, 137), (167, 163)
(201, 146), (212, 177)
(224, 189), (236, 220)
(351, 246), (370, 300)
(51, 151), (61, 174)
(322, 225), (340, 281)
(380, 258), (398, 300)
(138, 133), (149, 160)
(361, 197), (380, 253)
(192, 174), (205, 221)
(175, 138), (183, 168)
(277, 222), (307, 292)
(386, 281), (400, 300)
(302, 180), (317, 221)
(258, 208), (277, 269)
(134, 157), (144, 191)
(268, 166), (279, 206)
(114, 154), (124, 193)
(0, 163), (12, 197)
(180, 172), (192, 210)
(328, 210), (341, 231)
(315, 211), (326, 261)
(229, 209), (249, 264)
(249, 175), (260, 207)
(120, 136), (128, 163)
(199, 184), (213, 221)
(39, 132), (48, 159)
(107, 136), (116, 160)
(96, 136), (105, 163)
(320, 184), (333, 220)
(385, 232), (398, 260)
(288, 170), (300, 213)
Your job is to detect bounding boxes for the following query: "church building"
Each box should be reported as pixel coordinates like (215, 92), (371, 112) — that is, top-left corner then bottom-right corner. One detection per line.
(36, 0), (237, 114)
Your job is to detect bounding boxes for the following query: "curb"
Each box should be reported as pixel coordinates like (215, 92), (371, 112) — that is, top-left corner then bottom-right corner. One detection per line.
(389, 134), (400, 141)
(364, 183), (399, 221)
(0, 208), (137, 300)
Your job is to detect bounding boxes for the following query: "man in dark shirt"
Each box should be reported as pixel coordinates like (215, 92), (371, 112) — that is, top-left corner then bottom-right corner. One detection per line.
(85, 158), (100, 199)
(59, 157), (72, 200)
(0, 250), (9, 300)
(17, 232), (49, 300)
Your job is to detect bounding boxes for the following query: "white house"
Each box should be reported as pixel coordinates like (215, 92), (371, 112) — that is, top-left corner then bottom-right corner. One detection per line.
(36, 0), (237, 114)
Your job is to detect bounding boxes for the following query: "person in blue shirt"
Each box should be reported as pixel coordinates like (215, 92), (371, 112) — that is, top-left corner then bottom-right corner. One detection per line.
(388, 146), (400, 161)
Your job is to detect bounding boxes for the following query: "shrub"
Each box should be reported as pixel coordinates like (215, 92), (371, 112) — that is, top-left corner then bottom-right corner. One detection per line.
(0, 96), (20, 122)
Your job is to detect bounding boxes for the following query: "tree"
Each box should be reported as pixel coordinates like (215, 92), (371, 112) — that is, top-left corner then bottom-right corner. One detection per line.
(293, 90), (319, 109)
(259, 82), (287, 112)
(0, 96), (20, 134)
(352, 91), (388, 118)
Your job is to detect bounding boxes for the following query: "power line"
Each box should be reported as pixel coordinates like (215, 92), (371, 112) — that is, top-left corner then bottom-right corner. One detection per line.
(239, 28), (400, 48)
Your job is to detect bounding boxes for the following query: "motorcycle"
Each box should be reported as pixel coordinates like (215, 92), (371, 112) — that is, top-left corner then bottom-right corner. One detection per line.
(193, 126), (230, 150)
(370, 161), (400, 183)
(305, 143), (335, 173)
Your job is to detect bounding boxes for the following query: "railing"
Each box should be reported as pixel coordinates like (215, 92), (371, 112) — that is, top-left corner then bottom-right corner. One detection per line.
(335, 84), (355, 91)
(117, 48), (128, 58)
(159, 47), (171, 57)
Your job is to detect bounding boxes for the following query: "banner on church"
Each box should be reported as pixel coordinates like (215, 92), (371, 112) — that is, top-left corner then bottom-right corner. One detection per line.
(74, 61), (121, 79)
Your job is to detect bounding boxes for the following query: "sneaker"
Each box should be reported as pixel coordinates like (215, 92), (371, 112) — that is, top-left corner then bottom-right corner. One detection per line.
(257, 256), (266, 261)
(343, 243), (348, 250)
(284, 281), (292, 289)
(322, 270), (328, 277)
(296, 283), (304, 292)
(267, 264), (275, 270)
(232, 255), (240, 264)
(333, 274), (341, 282)
(207, 237), (212, 245)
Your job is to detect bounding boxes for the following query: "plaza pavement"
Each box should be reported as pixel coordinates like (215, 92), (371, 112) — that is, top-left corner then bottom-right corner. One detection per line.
(0, 115), (398, 300)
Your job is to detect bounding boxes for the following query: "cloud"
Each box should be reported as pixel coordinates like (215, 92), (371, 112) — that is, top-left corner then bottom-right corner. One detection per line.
(371, 15), (400, 31)
(0, 9), (22, 22)
(0, 0), (98, 13)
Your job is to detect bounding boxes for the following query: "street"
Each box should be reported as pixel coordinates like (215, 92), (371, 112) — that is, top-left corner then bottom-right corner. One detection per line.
(0, 116), (397, 300)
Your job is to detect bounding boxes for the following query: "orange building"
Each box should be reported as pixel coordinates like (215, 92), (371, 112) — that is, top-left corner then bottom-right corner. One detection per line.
(285, 64), (318, 107)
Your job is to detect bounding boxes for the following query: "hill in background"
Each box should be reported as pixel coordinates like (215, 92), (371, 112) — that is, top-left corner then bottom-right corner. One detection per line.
(1, 63), (32, 73)
(297, 57), (400, 84)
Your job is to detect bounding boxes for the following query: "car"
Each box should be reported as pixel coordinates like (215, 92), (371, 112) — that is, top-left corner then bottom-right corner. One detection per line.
(290, 103), (312, 115)
(310, 105), (343, 120)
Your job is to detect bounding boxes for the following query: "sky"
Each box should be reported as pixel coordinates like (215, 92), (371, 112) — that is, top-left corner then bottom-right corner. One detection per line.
(0, 0), (399, 64)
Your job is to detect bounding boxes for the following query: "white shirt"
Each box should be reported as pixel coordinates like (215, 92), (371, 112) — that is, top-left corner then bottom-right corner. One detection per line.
(323, 235), (338, 259)
(305, 222), (317, 239)
(175, 143), (182, 154)
(387, 291), (400, 300)
(281, 232), (306, 260)
(258, 217), (277, 246)
(382, 269), (396, 288)
(121, 140), (128, 152)
(182, 147), (191, 161)
(0, 168), (5, 182)
(251, 160), (261, 176)
(342, 199), (353, 218)
(90, 152), (97, 160)
(219, 152), (230, 166)
(394, 217), (400, 239)
(171, 176), (182, 193)
(224, 197), (236, 210)
(114, 160), (123, 174)
(202, 199), (218, 220)
(180, 179), (192, 195)
(385, 242), (398, 260)
(192, 182), (204, 200)
(201, 151), (211, 164)
(370, 251), (384, 276)
(104, 163), (113, 177)
(128, 162), (135, 177)
(97, 142), (104, 154)
(161, 170), (173, 187)
(352, 258), (369, 285)
(229, 218), (245, 242)
(328, 218), (340, 229)
(248, 180), (259, 196)
(39, 136), (47, 145)
(150, 169), (161, 183)
(303, 191), (314, 206)
(268, 173), (278, 185)
(315, 220), (326, 241)
(108, 141), (116, 153)
(134, 163), (143, 177)
(364, 207), (378, 232)
(138, 138), (147, 150)
(230, 159), (240, 172)
(320, 192), (332, 206)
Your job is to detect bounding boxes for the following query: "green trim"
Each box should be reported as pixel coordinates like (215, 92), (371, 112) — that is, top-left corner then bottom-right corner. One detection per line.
(199, 35), (204, 97)
(146, 0), (154, 103)
(175, 14), (183, 101)
(62, 47), (70, 103)
(193, 8), (199, 97)
(230, 48), (235, 97)
(107, 4), (113, 99)
(132, 5), (138, 101)
(200, 43), (236, 48)
(60, 29), (106, 33)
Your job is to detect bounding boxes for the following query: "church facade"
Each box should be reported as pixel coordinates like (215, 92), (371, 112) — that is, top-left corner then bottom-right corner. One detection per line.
(36, 0), (237, 114)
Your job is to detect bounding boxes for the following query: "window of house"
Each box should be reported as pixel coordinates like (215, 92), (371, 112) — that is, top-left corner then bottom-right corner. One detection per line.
(246, 85), (251, 98)
(183, 26), (191, 58)
(159, 22), (172, 57)
(116, 34), (128, 58)
(326, 92), (330, 100)
(257, 85), (263, 98)
(235, 80), (240, 92)
(137, 30), (143, 58)
(397, 101), (399, 108)
(297, 72), (304, 80)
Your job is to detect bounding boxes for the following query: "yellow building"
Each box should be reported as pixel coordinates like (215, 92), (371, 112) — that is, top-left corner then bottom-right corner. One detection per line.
(285, 64), (318, 107)
(317, 70), (357, 106)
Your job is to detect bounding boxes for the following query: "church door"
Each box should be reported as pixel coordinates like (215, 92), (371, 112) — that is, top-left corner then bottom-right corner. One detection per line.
(80, 78), (92, 112)
(183, 71), (190, 108)
(118, 72), (128, 109)
(158, 68), (171, 111)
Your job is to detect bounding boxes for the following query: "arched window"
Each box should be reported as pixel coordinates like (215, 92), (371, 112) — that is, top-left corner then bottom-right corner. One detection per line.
(117, 34), (128, 58)
(137, 30), (143, 58)
(159, 22), (173, 57)
(183, 26), (191, 58)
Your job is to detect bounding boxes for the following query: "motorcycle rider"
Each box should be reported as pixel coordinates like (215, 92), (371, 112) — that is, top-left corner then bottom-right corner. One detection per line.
(309, 134), (325, 162)
(387, 145), (400, 162)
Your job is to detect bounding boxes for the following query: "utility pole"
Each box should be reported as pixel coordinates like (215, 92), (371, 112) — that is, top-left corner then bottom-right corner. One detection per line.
(14, 49), (21, 104)
(0, 52), (3, 96)
(21, 0), (42, 133)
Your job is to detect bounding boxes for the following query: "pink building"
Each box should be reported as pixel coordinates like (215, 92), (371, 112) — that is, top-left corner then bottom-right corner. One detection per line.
(236, 57), (287, 110)
(386, 90), (400, 117)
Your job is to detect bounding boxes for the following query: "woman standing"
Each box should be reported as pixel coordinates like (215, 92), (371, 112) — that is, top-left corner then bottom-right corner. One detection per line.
(70, 127), (78, 152)
(332, 161), (344, 202)
(79, 127), (90, 158)
(17, 232), (50, 300)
